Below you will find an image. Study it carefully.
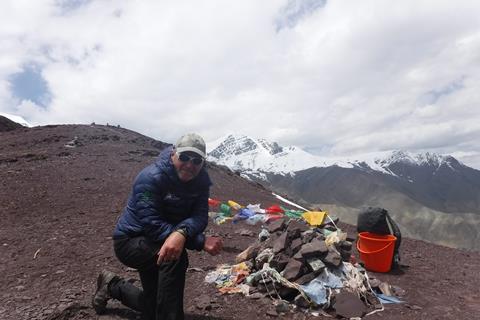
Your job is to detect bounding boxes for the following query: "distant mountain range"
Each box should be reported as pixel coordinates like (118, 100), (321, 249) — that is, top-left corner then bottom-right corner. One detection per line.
(208, 134), (480, 250)
(207, 133), (469, 177)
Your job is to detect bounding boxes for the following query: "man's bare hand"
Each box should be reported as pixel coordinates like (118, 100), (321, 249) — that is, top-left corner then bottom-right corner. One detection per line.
(157, 231), (186, 265)
(203, 236), (223, 256)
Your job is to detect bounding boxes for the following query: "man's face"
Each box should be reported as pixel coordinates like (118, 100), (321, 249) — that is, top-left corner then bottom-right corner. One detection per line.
(171, 151), (204, 182)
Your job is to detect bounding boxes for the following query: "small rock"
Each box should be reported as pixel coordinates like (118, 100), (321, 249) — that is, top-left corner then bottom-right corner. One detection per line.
(294, 294), (310, 308)
(301, 230), (316, 244)
(340, 240), (352, 251)
(323, 247), (342, 267)
(379, 282), (393, 296)
(269, 253), (290, 272)
(266, 308), (278, 317)
(255, 248), (274, 269)
(236, 243), (261, 263)
(405, 304), (423, 310)
(306, 257), (325, 272)
(369, 278), (381, 288)
(237, 229), (254, 237)
(392, 285), (406, 296)
(275, 300), (290, 313)
(248, 292), (264, 300)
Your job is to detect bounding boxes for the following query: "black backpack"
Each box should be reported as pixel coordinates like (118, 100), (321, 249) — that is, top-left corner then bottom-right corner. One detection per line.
(357, 207), (402, 269)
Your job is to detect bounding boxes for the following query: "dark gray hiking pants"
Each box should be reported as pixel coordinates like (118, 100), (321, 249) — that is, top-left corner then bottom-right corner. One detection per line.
(110, 236), (188, 320)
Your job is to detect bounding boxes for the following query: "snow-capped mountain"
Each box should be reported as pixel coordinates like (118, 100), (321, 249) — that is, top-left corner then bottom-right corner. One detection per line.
(0, 112), (31, 127)
(207, 133), (337, 174)
(207, 134), (462, 177)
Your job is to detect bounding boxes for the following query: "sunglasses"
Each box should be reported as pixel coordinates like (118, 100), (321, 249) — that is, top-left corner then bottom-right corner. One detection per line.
(178, 153), (204, 166)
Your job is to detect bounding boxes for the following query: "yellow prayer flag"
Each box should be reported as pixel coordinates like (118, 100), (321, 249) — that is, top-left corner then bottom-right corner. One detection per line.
(227, 200), (242, 210)
(302, 211), (327, 226)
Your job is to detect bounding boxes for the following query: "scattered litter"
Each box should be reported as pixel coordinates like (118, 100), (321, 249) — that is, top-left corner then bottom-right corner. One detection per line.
(233, 208), (256, 223)
(247, 204), (265, 214)
(265, 205), (284, 214)
(208, 198), (221, 207)
(227, 200), (242, 210)
(258, 228), (270, 241)
(33, 248), (41, 259)
(205, 262), (250, 291)
(204, 198), (405, 318)
(375, 293), (404, 304)
(245, 214), (266, 225)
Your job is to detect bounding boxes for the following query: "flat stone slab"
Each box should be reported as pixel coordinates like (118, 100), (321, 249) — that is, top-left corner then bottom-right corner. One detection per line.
(300, 238), (328, 258)
(334, 292), (366, 318)
(267, 219), (286, 233)
(273, 232), (288, 254)
(283, 259), (303, 281)
(286, 220), (309, 239)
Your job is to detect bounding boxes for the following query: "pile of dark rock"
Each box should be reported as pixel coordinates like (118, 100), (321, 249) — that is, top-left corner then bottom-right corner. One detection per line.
(236, 218), (356, 307)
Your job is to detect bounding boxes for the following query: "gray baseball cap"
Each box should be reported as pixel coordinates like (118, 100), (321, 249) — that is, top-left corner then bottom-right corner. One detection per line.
(174, 133), (206, 158)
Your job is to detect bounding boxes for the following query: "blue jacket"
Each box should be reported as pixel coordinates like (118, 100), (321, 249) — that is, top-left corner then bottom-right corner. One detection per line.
(114, 147), (211, 250)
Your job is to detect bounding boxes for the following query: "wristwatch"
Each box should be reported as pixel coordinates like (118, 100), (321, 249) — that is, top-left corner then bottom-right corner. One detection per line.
(175, 227), (188, 239)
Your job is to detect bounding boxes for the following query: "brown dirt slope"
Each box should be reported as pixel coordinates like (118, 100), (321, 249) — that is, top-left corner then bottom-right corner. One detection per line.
(1, 124), (479, 320)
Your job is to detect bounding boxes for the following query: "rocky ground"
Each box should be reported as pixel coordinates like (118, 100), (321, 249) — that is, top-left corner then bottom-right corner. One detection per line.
(1, 124), (480, 320)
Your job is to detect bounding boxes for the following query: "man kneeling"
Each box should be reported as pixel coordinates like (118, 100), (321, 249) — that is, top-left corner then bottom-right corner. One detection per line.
(92, 133), (222, 320)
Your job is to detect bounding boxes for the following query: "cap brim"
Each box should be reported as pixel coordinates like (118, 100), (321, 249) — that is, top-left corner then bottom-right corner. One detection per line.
(175, 147), (206, 158)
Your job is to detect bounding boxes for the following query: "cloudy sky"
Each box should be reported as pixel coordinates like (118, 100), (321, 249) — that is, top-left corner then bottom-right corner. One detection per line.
(1, 0), (480, 168)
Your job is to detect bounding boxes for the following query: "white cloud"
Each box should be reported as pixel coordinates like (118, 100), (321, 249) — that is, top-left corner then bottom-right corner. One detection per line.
(1, 0), (480, 168)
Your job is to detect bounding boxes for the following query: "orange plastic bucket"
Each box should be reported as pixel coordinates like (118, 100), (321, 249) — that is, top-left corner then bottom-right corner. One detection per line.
(357, 232), (396, 273)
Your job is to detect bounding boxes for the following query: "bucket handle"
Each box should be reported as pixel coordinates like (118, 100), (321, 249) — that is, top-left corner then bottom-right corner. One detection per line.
(356, 239), (394, 255)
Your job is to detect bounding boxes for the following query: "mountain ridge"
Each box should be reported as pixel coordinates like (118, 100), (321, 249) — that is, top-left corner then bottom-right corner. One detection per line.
(207, 133), (472, 176)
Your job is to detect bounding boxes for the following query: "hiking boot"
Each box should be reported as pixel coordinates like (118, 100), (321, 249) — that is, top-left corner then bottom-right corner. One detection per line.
(92, 270), (117, 314)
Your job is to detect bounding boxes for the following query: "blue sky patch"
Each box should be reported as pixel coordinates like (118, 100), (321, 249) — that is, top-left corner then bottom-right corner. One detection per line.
(9, 64), (52, 108)
(55, 0), (91, 14)
(421, 77), (465, 105)
(276, 0), (327, 31)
